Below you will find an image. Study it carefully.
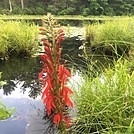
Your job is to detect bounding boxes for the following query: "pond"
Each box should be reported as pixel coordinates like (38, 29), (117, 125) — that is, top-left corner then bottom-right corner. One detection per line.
(0, 32), (84, 134)
(0, 57), (55, 134)
(0, 27), (112, 133)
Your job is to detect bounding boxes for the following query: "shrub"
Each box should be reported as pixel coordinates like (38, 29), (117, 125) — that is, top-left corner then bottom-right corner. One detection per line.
(71, 59), (134, 133)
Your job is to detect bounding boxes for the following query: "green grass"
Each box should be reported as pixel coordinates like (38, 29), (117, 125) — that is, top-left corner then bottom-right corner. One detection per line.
(0, 15), (134, 21)
(0, 20), (39, 59)
(85, 17), (134, 57)
(70, 59), (134, 134)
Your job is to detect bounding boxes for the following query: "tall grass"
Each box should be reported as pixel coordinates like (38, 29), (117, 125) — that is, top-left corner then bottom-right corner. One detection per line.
(70, 59), (134, 133)
(85, 18), (134, 57)
(0, 20), (39, 59)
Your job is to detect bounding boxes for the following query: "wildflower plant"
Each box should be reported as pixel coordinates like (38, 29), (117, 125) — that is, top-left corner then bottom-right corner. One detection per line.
(38, 13), (73, 132)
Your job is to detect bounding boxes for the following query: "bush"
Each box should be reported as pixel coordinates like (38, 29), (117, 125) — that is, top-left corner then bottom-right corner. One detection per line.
(71, 59), (134, 133)
(0, 20), (39, 59)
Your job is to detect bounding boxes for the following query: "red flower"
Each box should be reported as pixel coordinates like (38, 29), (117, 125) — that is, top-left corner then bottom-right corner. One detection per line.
(44, 95), (53, 115)
(39, 32), (45, 35)
(38, 14), (73, 130)
(38, 67), (46, 80)
(53, 113), (61, 126)
(39, 27), (45, 31)
(63, 115), (71, 127)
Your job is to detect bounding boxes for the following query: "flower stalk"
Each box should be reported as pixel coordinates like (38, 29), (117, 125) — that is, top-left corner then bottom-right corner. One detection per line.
(38, 13), (73, 132)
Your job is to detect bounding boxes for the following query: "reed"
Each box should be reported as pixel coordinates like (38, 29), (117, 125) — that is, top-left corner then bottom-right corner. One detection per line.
(70, 59), (134, 133)
(85, 18), (134, 57)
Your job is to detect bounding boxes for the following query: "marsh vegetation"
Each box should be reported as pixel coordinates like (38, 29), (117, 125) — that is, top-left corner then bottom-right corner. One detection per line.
(0, 15), (134, 133)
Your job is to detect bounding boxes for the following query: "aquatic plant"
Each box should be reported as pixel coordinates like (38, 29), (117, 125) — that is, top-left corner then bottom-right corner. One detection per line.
(38, 13), (73, 133)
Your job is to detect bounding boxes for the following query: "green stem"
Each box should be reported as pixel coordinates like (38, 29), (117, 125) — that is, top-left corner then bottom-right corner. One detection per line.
(49, 16), (66, 133)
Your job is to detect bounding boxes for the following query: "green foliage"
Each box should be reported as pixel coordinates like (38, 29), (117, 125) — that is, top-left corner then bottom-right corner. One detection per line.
(0, 72), (6, 86)
(0, 100), (16, 120)
(85, 18), (134, 57)
(71, 59), (134, 133)
(0, 20), (39, 59)
(0, 0), (134, 16)
(82, 8), (90, 17)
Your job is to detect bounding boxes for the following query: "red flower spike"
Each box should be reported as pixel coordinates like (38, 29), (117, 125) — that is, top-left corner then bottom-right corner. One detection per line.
(65, 95), (73, 108)
(63, 67), (71, 77)
(58, 29), (64, 33)
(45, 98), (52, 115)
(41, 38), (46, 41)
(41, 84), (50, 99)
(40, 54), (48, 62)
(38, 14), (73, 130)
(44, 46), (54, 64)
(42, 39), (51, 46)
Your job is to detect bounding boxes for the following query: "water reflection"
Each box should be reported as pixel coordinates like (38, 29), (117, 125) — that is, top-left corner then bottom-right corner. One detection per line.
(61, 36), (85, 69)
(26, 108), (56, 134)
(0, 35), (84, 134)
(0, 57), (48, 134)
(0, 81), (56, 134)
(0, 35), (84, 96)
(0, 57), (41, 98)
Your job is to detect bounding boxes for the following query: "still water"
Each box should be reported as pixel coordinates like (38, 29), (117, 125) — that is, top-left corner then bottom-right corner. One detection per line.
(0, 57), (57, 134)
(0, 34), (84, 134)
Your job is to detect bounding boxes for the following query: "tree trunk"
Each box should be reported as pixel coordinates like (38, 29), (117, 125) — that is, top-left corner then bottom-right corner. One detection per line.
(21, 0), (24, 9)
(9, 0), (12, 12)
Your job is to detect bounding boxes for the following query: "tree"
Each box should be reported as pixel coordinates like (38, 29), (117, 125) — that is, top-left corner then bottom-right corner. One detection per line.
(9, 0), (13, 12)
(0, 0), (134, 15)
(20, 0), (24, 9)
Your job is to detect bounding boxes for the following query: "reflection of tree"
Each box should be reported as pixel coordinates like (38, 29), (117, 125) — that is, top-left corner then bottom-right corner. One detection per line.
(3, 80), (16, 95)
(0, 57), (42, 98)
